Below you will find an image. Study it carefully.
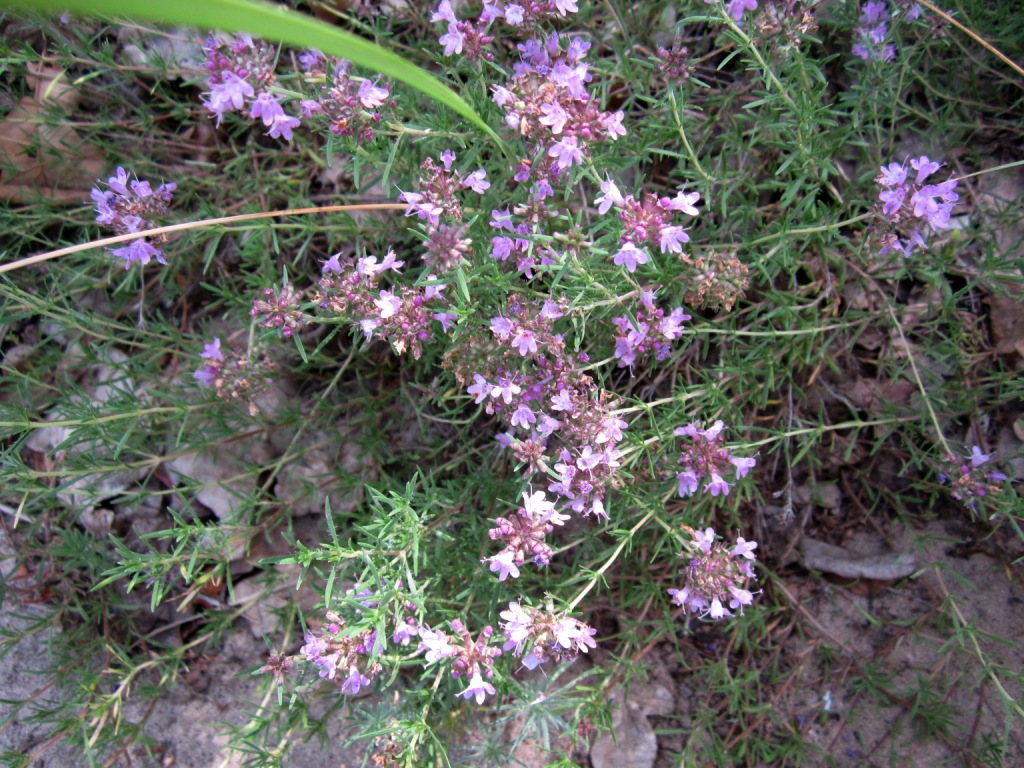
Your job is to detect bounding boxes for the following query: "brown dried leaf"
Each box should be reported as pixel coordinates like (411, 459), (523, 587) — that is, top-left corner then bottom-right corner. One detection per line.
(0, 62), (104, 203)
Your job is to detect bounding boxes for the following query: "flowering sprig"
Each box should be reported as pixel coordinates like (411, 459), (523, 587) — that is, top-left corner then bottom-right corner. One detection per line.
(192, 337), (275, 416)
(202, 34), (300, 141)
(418, 619), (503, 704)
(874, 155), (959, 255)
(251, 283), (307, 339)
(400, 151), (490, 236)
(491, 30), (626, 185)
(446, 296), (628, 520)
(675, 420), (757, 498)
(668, 526), (758, 619)
(612, 289), (691, 368)
(596, 178), (700, 271)
(485, 490), (569, 580)
(90, 167), (175, 268)
(431, 1), (496, 61)
(499, 601), (596, 669)
(298, 611), (384, 696)
(940, 446), (1009, 514)
(852, 1), (921, 63)
(298, 53), (394, 143)
(315, 249), (455, 359)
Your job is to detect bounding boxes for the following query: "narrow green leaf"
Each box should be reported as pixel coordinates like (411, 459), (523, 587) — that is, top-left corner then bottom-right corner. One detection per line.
(6, 0), (504, 147)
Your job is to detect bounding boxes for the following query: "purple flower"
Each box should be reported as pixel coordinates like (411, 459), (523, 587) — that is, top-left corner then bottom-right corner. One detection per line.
(554, 0), (579, 15)
(726, 0), (758, 19)
(373, 290), (402, 319)
(419, 628), (456, 662)
(967, 446), (990, 468)
(204, 72), (255, 125)
(111, 239), (162, 268)
(432, 312), (458, 332)
(878, 162), (907, 187)
(193, 366), (217, 387)
(550, 389), (575, 414)
(731, 537), (758, 559)
(468, 374), (491, 404)
(677, 470), (699, 496)
(340, 665), (372, 695)
(511, 404), (537, 428)
(486, 550), (521, 581)
(461, 670), (496, 705)
(490, 316), (516, 340)
(265, 111), (300, 141)
(511, 329), (539, 355)
(462, 169), (490, 193)
(730, 455), (757, 478)
(491, 207), (515, 231)
(431, 0), (457, 24)
(600, 110), (626, 139)
(491, 377), (522, 404)
(595, 177), (623, 214)
(250, 92), (284, 125)
(547, 136), (583, 169)
(658, 225), (689, 253)
(539, 102), (568, 134)
(705, 472), (731, 496)
(201, 337), (224, 362)
(357, 78), (389, 109)
(612, 242), (649, 272)
(439, 25), (465, 56)
(504, 4), (525, 25)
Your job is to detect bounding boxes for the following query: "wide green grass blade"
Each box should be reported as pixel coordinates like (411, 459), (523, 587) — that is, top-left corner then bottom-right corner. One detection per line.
(3, 0), (504, 147)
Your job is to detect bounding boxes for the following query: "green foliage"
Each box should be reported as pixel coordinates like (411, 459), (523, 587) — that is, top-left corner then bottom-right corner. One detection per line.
(1, 0), (1022, 766)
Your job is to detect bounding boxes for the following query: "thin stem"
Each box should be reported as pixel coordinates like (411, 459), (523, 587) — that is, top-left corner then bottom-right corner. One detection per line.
(0, 204), (407, 275)
(566, 509), (655, 612)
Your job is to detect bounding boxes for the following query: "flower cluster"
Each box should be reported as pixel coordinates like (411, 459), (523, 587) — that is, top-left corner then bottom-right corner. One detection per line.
(431, 1), (495, 62)
(704, 0), (759, 22)
(680, 249), (751, 312)
(668, 527), (758, 619)
(485, 490), (568, 580)
(251, 283), (307, 339)
(612, 289), (691, 368)
(298, 611), (384, 696)
(852, 1), (921, 63)
(298, 52), (394, 143)
(446, 296), (628, 521)
(499, 601), (596, 669)
(314, 249), (455, 359)
(675, 420), (757, 497)
(91, 167), (176, 268)
(401, 151), (489, 272)
(192, 337), (275, 417)
(596, 178), (700, 271)
(418, 619), (503, 704)
(492, 30), (626, 184)
(940, 446), (1009, 514)
(875, 155), (959, 255)
(202, 33), (300, 140)
(654, 39), (693, 84)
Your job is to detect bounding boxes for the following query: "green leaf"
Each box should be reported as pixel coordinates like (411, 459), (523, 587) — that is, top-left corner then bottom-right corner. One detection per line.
(5, 0), (503, 147)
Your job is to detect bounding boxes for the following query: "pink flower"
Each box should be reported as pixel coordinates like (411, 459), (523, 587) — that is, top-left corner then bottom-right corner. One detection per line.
(461, 670), (496, 705)
(486, 550), (521, 581)
(595, 177), (623, 214)
(357, 78), (390, 109)
(547, 136), (583, 169)
(612, 242), (649, 272)
(462, 169), (490, 193)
